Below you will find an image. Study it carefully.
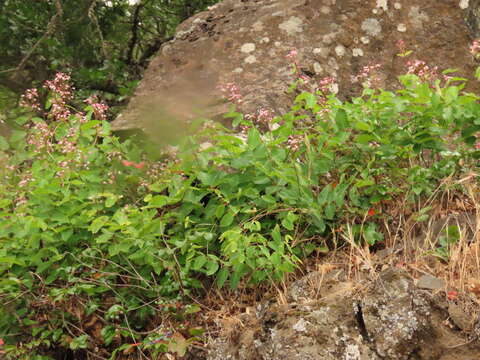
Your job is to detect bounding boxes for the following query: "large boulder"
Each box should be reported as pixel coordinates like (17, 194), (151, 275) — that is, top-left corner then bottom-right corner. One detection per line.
(112, 0), (480, 130)
(206, 269), (480, 360)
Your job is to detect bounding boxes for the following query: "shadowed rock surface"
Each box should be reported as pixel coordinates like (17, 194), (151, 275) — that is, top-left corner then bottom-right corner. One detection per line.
(206, 269), (480, 360)
(113, 0), (480, 131)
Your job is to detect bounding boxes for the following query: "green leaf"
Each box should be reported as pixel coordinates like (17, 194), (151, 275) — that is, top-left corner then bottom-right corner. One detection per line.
(247, 128), (262, 148)
(220, 210), (235, 227)
(355, 121), (372, 132)
(0, 135), (9, 150)
(89, 216), (109, 234)
(335, 109), (348, 130)
(147, 195), (168, 208)
(216, 267), (229, 288)
(192, 254), (207, 271)
(205, 259), (219, 276)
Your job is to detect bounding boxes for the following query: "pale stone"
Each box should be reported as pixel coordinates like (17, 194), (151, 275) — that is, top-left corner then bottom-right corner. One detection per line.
(260, 37), (270, 44)
(244, 55), (257, 64)
(233, 67), (244, 73)
(397, 23), (407, 32)
(394, 2), (402, 9)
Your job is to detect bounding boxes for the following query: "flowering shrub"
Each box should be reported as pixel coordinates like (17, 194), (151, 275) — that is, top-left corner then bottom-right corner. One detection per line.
(1, 50), (480, 358)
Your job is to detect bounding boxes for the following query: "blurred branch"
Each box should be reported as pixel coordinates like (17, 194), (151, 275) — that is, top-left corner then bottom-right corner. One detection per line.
(88, 0), (109, 60)
(126, 1), (145, 65)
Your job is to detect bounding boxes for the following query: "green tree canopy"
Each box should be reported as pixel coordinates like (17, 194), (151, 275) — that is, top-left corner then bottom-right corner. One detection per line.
(0, 0), (218, 95)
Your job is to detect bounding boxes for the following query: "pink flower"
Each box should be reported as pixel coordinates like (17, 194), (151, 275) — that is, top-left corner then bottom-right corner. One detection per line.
(286, 49), (298, 60)
(470, 40), (480, 57)
(396, 39), (406, 53)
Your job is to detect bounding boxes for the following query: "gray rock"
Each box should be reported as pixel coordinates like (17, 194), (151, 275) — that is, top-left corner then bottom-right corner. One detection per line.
(417, 274), (446, 290)
(206, 268), (480, 360)
(114, 0), (480, 131)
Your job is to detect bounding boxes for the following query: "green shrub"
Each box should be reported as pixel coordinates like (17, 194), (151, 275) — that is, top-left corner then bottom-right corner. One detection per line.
(1, 67), (479, 358)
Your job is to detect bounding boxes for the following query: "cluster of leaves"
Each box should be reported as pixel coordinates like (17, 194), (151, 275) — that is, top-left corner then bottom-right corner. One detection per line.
(1, 69), (480, 358)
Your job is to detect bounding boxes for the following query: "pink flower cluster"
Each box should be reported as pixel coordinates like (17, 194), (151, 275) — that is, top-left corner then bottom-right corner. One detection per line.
(218, 82), (243, 105)
(352, 64), (382, 88)
(20, 88), (42, 112)
(286, 49), (298, 60)
(256, 108), (274, 125)
(286, 134), (303, 152)
(470, 40), (480, 58)
(44, 72), (74, 121)
(406, 59), (439, 82)
(18, 172), (34, 188)
(85, 95), (109, 121)
(26, 120), (54, 152)
(396, 39), (407, 54)
(318, 76), (337, 94)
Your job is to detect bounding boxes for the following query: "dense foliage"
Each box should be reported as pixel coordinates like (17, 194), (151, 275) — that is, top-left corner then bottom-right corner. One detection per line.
(0, 0), (218, 97)
(1, 58), (480, 357)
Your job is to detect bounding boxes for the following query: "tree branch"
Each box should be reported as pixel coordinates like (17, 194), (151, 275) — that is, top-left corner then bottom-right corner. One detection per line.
(126, 2), (145, 65)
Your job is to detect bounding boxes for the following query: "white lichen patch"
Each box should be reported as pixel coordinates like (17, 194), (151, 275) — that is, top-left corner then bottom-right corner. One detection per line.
(360, 36), (370, 44)
(244, 55), (257, 64)
(335, 44), (346, 57)
(240, 43), (256, 53)
(322, 33), (336, 45)
(328, 57), (339, 70)
(314, 62), (323, 74)
(397, 23), (407, 32)
(344, 343), (361, 360)
(313, 47), (330, 57)
(293, 318), (309, 332)
(376, 0), (388, 11)
(352, 48), (364, 57)
(330, 82), (339, 94)
(252, 21), (264, 32)
(460, 0), (469, 9)
(361, 18), (382, 37)
(279, 16), (304, 36)
(321, 6), (331, 14)
(409, 6), (429, 30)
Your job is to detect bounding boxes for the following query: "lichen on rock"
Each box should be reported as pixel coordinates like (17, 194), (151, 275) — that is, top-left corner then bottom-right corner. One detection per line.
(113, 0), (480, 131)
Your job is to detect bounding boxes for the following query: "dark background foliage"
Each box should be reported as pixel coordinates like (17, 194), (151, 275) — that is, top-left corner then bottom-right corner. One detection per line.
(0, 0), (218, 98)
